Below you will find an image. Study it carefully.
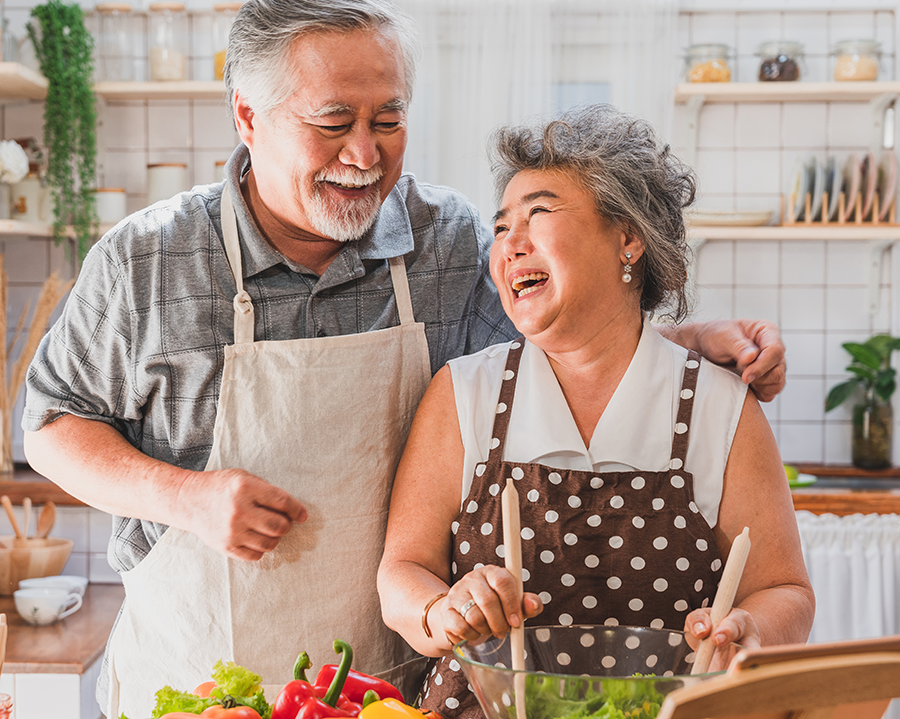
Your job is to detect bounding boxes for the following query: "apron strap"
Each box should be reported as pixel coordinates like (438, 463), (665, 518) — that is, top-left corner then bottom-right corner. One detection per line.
(388, 256), (415, 326)
(221, 184), (255, 345)
(484, 339), (526, 468)
(669, 350), (702, 468)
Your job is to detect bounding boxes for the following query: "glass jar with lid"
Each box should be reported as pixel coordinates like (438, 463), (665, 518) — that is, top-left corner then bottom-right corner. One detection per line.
(684, 43), (732, 83)
(96, 3), (134, 81)
(832, 39), (881, 81)
(148, 2), (187, 81)
(212, 2), (242, 81)
(757, 41), (804, 82)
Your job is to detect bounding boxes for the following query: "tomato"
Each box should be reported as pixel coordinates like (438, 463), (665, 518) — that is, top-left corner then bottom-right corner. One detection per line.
(194, 681), (217, 697)
(200, 705), (262, 718)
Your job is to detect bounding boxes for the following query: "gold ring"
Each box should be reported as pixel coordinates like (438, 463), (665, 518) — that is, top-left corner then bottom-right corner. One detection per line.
(460, 599), (477, 619)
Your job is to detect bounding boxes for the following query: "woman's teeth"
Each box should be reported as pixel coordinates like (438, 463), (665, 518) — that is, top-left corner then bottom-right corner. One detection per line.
(512, 272), (549, 298)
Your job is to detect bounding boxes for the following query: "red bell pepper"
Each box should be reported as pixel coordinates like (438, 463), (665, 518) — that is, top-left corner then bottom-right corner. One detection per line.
(313, 665), (403, 704)
(272, 641), (358, 719)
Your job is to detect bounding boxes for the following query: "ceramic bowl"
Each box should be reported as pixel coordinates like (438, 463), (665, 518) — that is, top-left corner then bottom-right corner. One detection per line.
(18, 574), (88, 596)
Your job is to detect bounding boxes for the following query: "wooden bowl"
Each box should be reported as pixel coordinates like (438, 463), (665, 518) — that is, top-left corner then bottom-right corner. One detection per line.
(0, 536), (74, 595)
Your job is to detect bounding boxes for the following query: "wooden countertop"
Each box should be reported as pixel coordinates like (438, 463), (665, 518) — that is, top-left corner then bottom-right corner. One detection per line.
(0, 583), (123, 674)
(790, 464), (900, 516)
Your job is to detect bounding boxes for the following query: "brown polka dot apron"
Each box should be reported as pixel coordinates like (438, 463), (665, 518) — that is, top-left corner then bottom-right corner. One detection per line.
(419, 340), (724, 719)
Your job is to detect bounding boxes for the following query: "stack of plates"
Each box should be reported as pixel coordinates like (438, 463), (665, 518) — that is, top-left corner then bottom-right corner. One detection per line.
(788, 150), (896, 223)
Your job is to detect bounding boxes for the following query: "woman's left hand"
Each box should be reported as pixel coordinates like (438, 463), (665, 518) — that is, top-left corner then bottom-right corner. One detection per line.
(684, 606), (762, 652)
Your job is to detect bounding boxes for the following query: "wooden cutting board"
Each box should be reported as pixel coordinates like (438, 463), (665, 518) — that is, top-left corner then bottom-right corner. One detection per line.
(658, 635), (900, 719)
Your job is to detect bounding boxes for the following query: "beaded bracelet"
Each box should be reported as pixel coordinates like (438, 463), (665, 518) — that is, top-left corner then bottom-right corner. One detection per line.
(421, 591), (448, 639)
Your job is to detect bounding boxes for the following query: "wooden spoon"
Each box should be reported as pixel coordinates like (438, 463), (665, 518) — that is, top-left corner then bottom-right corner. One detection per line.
(22, 498), (31, 539)
(35, 501), (56, 539)
(501, 478), (527, 719)
(691, 526), (752, 675)
(0, 496), (22, 543)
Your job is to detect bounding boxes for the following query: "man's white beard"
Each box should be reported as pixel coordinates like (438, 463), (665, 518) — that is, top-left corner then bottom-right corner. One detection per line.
(307, 166), (384, 242)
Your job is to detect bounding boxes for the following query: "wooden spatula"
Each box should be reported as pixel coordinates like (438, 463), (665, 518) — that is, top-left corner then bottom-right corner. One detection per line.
(35, 501), (56, 539)
(502, 478), (527, 719)
(691, 526), (751, 675)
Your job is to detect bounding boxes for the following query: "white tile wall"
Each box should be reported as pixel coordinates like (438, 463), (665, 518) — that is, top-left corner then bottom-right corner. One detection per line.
(680, 5), (900, 465)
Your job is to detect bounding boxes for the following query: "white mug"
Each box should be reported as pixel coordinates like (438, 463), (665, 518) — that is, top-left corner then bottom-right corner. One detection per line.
(18, 575), (88, 597)
(14, 587), (83, 626)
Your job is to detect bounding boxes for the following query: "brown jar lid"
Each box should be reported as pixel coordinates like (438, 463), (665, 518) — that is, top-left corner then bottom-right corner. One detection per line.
(96, 2), (133, 12)
(94, 3), (131, 13)
(148, 2), (185, 12)
(215, 160), (227, 166)
(213, 2), (243, 11)
(94, 187), (126, 193)
(147, 163), (187, 168)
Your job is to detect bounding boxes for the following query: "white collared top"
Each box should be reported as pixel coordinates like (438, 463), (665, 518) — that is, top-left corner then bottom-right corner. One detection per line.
(448, 321), (748, 527)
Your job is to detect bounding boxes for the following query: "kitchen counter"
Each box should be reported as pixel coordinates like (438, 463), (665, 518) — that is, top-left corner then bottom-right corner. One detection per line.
(0, 583), (123, 674)
(790, 464), (900, 516)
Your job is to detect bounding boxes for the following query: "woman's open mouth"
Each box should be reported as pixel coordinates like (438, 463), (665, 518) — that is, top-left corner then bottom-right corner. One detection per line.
(511, 272), (549, 298)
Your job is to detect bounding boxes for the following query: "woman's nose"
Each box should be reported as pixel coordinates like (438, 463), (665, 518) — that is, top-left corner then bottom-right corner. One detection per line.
(500, 224), (532, 257)
(338, 127), (380, 169)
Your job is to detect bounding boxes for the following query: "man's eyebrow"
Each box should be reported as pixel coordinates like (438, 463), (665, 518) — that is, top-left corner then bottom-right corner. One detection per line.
(310, 99), (408, 118)
(492, 190), (560, 224)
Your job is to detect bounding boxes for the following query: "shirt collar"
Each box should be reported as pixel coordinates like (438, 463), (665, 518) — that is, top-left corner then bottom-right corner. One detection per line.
(224, 145), (414, 280)
(505, 321), (676, 469)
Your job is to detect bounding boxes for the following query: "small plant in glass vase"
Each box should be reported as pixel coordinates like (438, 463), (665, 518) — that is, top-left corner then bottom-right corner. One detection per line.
(825, 334), (900, 469)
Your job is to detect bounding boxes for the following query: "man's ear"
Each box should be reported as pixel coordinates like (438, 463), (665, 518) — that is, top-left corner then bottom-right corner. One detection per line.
(233, 90), (256, 148)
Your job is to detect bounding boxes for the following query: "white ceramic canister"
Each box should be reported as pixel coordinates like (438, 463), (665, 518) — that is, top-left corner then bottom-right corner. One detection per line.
(214, 160), (227, 183)
(147, 163), (188, 204)
(94, 187), (127, 224)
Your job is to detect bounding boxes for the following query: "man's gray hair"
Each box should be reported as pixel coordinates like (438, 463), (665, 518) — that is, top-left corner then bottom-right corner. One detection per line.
(223, 0), (421, 119)
(489, 104), (696, 322)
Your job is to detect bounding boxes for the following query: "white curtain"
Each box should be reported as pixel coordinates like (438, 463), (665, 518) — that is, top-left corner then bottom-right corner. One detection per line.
(399, 0), (679, 221)
(797, 511), (900, 719)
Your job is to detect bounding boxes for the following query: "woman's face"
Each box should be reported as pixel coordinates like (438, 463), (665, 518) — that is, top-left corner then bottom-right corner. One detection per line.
(490, 168), (644, 346)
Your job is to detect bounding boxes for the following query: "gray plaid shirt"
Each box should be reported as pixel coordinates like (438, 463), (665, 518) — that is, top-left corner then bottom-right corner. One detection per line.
(24, 144), (516, 572)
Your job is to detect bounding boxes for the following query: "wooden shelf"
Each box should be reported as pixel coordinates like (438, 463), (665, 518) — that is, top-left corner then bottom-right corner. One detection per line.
(0, 62), (47, 101)
(675, 81), (900, 104)
(688, 224), (900, 241)
(94, 80), (225, 101)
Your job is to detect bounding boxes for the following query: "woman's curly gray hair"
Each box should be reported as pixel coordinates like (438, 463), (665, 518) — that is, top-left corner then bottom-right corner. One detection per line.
(489, 104), (696, 322)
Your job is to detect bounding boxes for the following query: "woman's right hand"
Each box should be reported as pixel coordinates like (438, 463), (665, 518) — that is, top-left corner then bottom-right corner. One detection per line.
(439, 565), (543, 647)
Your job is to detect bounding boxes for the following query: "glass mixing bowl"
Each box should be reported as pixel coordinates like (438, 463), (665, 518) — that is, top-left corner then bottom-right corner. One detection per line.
(454, 625), (742, 719)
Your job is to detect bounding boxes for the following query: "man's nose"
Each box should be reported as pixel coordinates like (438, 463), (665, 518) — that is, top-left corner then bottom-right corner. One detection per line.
(338, 126), (380, 169)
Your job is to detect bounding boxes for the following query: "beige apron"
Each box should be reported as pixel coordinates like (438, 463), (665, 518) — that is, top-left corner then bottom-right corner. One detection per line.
(105, 186), (431, 719)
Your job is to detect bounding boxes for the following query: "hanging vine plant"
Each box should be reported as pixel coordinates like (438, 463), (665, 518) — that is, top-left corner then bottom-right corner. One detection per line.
(27, 0), (97, 263)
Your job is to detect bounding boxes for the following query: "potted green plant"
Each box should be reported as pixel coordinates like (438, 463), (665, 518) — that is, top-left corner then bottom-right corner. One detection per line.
(26, 0), (97, 263)
(825, 334), (900, 469)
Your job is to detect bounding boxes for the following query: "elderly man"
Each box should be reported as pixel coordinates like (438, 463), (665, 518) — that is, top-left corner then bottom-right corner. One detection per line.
(22, 1), (784, 717)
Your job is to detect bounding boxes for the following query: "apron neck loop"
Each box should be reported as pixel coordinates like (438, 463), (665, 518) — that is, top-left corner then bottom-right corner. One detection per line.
(388, 256), (415, 326)
(221, 184), (255, 345)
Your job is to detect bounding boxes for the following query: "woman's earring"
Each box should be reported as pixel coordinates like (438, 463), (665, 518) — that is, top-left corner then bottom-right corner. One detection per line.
(622, 252), (633, 283)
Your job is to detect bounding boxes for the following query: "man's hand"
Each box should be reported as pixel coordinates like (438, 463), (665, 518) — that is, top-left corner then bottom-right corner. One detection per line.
(660, 319), (786, 402)
(175, 468), (308, 562)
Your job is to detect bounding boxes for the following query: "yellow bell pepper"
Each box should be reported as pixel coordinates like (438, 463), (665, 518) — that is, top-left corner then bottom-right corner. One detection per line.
(358, 698), (429, 719)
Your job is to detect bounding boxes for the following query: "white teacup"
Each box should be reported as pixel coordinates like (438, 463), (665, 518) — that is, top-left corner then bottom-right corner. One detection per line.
(14, 587), (83, 626)
(18, 575), (89, 596)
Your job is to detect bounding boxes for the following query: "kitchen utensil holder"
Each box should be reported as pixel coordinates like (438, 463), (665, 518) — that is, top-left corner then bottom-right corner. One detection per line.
(782, 191), (898, 226)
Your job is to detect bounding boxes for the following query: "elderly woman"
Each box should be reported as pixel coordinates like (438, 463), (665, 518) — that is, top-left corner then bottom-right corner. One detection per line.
(377, 104), (814, 718)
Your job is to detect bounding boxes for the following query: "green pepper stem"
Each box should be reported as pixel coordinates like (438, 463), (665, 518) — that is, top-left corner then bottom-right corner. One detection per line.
(362, 690), (380, 708)
(322, 639), (354, 707)
(294, 652), (313, 682)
